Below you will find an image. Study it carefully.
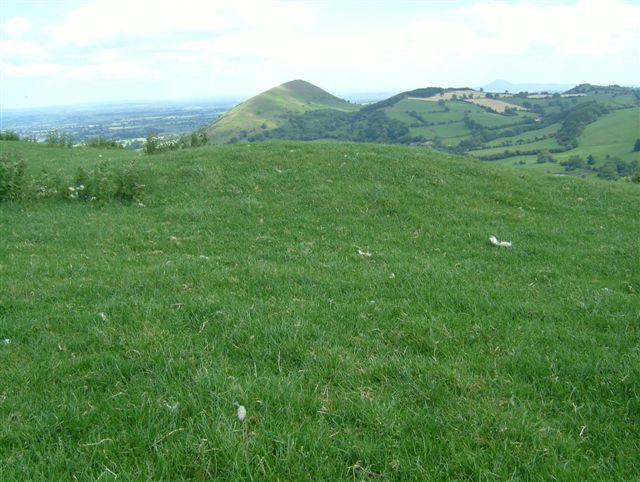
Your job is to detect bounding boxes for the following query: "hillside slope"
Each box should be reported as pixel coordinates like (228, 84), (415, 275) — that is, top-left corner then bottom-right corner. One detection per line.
(233, 82), (638, 179)
(206, 80), (358, 143)
(1, 140), (638, 480)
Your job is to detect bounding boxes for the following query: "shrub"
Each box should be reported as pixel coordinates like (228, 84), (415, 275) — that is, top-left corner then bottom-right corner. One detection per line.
(45, 131), (74, 148)
(114, 165), (145, 204)
(1, 155), (146, 205)
(85, 137), (123, 149)
(33, 170), (61, 199)
(0, 153), (27, 201)
(0, 131), (20, 141)
(144, 133), (158, 154)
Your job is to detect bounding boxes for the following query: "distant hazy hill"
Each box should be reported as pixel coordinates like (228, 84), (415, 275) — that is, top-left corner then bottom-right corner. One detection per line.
(206, 80), (358, 143)
(483, 79), (574, 93)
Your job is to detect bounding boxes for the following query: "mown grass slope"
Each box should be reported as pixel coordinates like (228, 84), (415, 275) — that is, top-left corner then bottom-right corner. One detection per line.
(1, 140), (639, 480)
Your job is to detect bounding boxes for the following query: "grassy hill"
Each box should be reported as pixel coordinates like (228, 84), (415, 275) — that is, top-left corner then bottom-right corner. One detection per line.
(211, 81), (638, 180)
(1, 139), (639, 480)
(557, 107), (640, 163)
(206, 80), (358, 143)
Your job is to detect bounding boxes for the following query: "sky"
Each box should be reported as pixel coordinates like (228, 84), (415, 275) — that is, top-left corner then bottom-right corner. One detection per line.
(1, 0), (639, 109)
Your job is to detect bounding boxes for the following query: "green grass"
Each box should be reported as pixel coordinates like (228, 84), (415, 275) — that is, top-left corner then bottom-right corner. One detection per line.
(0, 141), (139, 174)
(466, 112), (525, 129)
(410, 122), (470, 140)
(1, 140), (639, 480)
(472, 138), (563, 158)
(485, 123), (561, 148)
(554, 107), (640, 164)
(492, 155), (568, 175)
(384, 98), (450, 122)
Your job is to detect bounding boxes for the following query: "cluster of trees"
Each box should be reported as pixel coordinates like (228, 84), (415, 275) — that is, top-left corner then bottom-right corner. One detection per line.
(555, 101), (609, 147)
(0, 131), (21, 141)
(45, 131), (74, 148)
(144, 130), (208, 155)
(594, 157), (639, 181)
(474, 146), (568, 161)
(452, 117), (543, 154)
(363, 87), (443, 111)
(249, 109), (414, 144)
(85, 137), (123, 149)
(536, 151), (639, 181)
(407, 110), (430, 126)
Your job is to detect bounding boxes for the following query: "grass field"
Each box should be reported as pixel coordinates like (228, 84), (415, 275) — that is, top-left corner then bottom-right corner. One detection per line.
(472, 138), (563, 158)
(1, 140), (639, 480)
(410, 122), (470, 140)
(484, 123), (561, 148)
(554, 107), (640, 164)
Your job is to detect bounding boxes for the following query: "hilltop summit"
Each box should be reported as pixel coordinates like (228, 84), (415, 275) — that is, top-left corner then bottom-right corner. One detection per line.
(206, 79), (357, 143)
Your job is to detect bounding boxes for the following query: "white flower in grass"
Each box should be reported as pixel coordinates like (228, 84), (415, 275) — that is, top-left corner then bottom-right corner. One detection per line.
(357, 248), (372, 257)
(489, 235), (512, 247)
(2, 339), (10, 345)
(99, 312), (108, 321)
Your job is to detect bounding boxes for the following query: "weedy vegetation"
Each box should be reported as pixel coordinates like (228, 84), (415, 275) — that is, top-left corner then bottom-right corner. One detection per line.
(0, 139), (638, 480)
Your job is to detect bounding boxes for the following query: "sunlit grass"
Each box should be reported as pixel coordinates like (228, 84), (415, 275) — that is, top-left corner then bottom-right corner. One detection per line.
(1, 140), (638, 480)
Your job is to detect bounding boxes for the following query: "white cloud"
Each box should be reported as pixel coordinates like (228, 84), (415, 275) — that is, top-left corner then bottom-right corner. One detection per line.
(2, 0), (638, 107)
(458, 0), (640, 56)
(0, 62), (66, 78)
(51, 0), (315, 47)
(63, 49), (155, 81)
(2, 16), (33, 36)
(0, 40), (48, 61)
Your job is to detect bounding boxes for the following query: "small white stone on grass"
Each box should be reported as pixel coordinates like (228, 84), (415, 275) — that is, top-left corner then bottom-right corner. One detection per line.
(489, 235), (512, 247)
(237, 404), (247, 422)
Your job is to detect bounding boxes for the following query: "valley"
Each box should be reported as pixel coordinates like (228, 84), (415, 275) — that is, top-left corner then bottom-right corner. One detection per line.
(0, 98), (238, 147)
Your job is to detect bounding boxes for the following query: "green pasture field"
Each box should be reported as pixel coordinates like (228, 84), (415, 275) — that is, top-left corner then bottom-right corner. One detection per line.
(392, 100), (486, 124)
(1, 140), (638, 480)
(384, 98), (449, 122)
(471, 138), (563, 158)
(491, 156), (568, 175)
(409, 122), (470, 140)
(466, 111), (527, 129)
(553, 107), (640, 164)
(484, 123), (561, 148)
